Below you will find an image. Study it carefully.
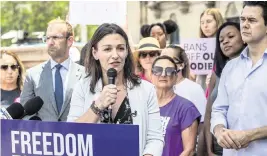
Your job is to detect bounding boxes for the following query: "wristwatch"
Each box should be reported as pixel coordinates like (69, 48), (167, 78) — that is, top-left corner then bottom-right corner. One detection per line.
(90, 101), (102, 115)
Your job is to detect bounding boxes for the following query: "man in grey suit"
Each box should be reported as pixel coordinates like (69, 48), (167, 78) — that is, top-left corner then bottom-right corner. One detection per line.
(20, 19), (85, 121)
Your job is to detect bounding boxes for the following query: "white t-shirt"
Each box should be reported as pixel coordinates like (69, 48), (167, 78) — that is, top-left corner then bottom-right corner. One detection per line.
(174, 78), (207, 122)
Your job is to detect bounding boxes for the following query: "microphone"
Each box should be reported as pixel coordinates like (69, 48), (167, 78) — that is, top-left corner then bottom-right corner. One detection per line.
(0, 103), (25, 119)
(107, 68), (117, 84)
(21, 96), (44, 118)
(107, 68), (117, 123)
(29, 116), (42, 121)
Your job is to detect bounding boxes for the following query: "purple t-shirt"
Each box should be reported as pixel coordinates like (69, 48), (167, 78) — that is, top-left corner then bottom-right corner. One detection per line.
(160, 95), (201, 156)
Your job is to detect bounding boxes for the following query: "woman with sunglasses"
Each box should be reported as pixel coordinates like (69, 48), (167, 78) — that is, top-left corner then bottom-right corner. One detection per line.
(151, 55), (201, 156)
(161, 45), (207, 155)
(161, 45), (207, 124)
(134, 37), (161, 82)
(1, 51), (25, 106)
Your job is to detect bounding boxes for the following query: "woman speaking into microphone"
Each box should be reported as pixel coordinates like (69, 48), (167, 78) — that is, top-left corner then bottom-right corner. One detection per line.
(67, 23), (164, 156)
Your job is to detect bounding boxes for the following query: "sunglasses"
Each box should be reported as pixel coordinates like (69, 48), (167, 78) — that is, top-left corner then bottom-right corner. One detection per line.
(1, 65), (19, 71)
(139, 51), (160, 58)
(152, 66), (178, 76)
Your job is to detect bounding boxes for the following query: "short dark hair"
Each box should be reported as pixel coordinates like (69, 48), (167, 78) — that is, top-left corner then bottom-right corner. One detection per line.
(149, 20), (178, 35)
(79, 42), (90, 66)
(140, 24), (151, 38)
(214, 22), (247, 77)
(243, 1), (267, 25)
(84, 23), (140, 93)
(149, 23), (167, 35)
(152, 55), (177, 71)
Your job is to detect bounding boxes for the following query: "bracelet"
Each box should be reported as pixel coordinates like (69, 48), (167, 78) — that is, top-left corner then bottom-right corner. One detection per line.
(90, 101), (102, 115)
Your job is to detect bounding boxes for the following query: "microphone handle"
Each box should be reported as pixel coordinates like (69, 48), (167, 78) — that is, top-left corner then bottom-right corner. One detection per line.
(108, 77), (115, 84)
(1, 108), (13, 119)
(108, 106), (112, 123)
(108, 77), (115, 123)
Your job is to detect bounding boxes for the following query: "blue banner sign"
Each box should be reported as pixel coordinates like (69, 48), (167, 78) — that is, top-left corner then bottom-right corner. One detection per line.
(1, 119), (139, 156)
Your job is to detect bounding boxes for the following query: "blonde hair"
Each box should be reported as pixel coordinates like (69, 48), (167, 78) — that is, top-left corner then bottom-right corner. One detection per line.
(48, 18), (74, 37)
(1, 50), (25, 91)
(199, 8), (224, 38)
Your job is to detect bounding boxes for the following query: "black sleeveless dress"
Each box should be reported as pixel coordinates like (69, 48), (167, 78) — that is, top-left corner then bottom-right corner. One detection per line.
(100, 96), (133, 124)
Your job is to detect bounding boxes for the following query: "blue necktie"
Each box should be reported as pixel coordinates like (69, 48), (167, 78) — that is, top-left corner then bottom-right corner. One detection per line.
(54, 64), (63, 112)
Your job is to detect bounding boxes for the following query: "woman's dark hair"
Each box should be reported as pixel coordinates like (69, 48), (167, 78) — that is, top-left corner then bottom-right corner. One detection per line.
(166, 44), (190, 78)
(163, 20), (178, 34)
(243, 1), (267, 25)
(84, 23), (140, 93)
(152, 55), (178, 71)
(149, 20), (178, 35)
(140, 24), (151, 38)
(214, 22), (247, 77)
(79, 42), (90, 66)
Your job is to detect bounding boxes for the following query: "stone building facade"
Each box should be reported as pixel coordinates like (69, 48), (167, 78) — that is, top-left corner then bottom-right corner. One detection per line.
(127, 1), (244, 44)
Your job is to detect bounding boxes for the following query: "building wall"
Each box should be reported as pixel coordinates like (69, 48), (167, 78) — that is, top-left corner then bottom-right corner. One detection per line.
(127, 1), (244, 44)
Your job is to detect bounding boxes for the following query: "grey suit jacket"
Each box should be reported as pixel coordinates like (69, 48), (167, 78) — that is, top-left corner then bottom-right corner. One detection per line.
(20, 59), (85, 121)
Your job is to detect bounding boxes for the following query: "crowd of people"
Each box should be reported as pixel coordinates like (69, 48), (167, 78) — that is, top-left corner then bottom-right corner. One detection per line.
(1, 1), (267, 156)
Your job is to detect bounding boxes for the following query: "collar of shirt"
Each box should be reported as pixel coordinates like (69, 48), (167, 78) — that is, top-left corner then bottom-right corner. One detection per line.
(50, 57), (70, 71)
(240, 46), (249, 59)
(241, 46), (267, 59)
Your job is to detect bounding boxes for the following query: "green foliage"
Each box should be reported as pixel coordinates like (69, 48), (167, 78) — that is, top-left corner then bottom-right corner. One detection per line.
(87, 25), (99, 40)
(1, 1), (99, 46)
(1, 1), (69, 46)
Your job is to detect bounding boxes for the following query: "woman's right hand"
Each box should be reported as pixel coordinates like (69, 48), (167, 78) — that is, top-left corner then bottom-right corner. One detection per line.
(95, 84), (118, 110)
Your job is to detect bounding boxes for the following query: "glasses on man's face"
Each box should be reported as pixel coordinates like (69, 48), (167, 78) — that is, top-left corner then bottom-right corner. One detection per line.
(152, 66), (177, 77)
(1, 64), (19, 71)
(42, 35), (69, 43)
(139, 51), (160, 59)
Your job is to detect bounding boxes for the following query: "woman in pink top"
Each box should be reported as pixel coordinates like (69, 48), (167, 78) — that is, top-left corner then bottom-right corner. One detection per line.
(134, 37), (161, 82)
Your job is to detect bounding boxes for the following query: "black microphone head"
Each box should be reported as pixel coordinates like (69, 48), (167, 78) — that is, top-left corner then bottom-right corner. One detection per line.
(6, 103), (25, 119)
(24, 96), (44, 115)
(29, 116), (42, 121)
(107, 68), (117, 78)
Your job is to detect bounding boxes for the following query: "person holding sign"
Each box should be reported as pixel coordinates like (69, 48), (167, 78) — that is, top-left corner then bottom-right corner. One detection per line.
(204, 22), (247, 156)
(151, 55), (201, 156)
(195, 8), (224, 92)
(211, 2), (267, 155)
(67, 23), (164, 156)
(195, 8), (224, 156)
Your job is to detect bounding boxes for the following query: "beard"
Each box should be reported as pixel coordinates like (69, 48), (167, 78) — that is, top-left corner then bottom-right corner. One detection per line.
(48, 48), (67, 59)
